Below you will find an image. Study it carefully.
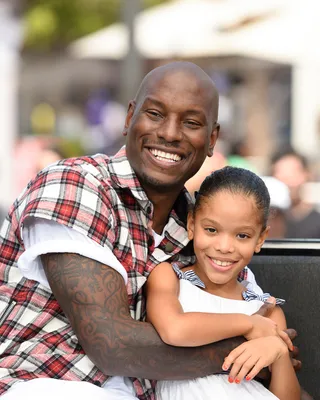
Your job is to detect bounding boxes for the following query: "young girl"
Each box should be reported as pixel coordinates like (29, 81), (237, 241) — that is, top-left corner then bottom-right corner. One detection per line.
(146, 166), (300, 400)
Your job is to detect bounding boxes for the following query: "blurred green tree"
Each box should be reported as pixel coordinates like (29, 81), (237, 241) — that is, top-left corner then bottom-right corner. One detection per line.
(24, 0), (170, 50)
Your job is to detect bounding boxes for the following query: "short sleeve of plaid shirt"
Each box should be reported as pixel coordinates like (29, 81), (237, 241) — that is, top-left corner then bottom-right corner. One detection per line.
(7, 155), (118, 254)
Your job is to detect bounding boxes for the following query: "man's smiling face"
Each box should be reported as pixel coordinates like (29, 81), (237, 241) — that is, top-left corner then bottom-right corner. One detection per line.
(124, 69), (219, 194)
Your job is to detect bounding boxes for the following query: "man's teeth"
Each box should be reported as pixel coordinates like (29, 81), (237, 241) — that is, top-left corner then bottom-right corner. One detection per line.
(150, 149), (181, 162)
(213, 259), (234, 267)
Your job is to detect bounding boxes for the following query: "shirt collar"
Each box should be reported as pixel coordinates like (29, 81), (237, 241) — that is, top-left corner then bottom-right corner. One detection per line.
(109, 146), (149, 202)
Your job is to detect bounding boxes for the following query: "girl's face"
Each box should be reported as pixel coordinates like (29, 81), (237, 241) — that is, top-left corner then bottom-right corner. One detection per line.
(187, 190), (269, 290)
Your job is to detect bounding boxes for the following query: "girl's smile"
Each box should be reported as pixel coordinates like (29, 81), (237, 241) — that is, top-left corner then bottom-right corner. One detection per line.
(207, 256), (238, 273)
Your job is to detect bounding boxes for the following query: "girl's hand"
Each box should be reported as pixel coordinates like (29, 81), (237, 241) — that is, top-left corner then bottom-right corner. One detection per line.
(245, 314), (279, 339)
(222, 336), (288, 384)
(245, 313), (293, 351)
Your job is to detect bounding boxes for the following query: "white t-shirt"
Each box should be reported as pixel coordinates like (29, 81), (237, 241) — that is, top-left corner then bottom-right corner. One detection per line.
(18, 218), (164, 288)
(17, 217), (262, 395)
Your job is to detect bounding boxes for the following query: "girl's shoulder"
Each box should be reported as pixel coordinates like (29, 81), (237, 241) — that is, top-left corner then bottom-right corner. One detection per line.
(146, 262), (181, 295)
(147, 262), (179, 286)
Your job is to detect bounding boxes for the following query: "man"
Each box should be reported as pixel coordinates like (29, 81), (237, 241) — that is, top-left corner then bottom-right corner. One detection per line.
(271, 149), (320, 239)
(0, 62), (296, 400)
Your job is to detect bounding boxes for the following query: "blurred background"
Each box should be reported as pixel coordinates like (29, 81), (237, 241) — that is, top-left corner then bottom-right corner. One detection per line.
(1, 0), (320, 239)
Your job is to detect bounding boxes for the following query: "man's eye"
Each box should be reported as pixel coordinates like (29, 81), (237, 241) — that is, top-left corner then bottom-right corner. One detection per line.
(185, 120), (200, 128)
(147, 110), (162, 119)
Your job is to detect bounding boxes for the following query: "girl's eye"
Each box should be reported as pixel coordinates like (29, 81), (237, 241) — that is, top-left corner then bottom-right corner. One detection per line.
(205, 227), (216, 234)
(238, 233), (249, 239)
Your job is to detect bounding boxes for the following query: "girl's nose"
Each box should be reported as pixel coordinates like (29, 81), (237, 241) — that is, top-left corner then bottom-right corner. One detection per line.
(214, 235), (234, 253)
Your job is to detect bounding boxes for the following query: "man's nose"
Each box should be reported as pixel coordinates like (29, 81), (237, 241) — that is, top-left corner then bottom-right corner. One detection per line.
(157, 117), (182, 142)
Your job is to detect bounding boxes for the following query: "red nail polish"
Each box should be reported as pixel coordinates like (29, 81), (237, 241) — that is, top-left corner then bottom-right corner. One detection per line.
(228, 377), (234, 383)
(235, 378), (240, 384)
(246, 376), (251, 381)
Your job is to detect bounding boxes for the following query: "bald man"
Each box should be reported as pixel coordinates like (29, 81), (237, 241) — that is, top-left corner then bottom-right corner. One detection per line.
(0, 62), (293, 400)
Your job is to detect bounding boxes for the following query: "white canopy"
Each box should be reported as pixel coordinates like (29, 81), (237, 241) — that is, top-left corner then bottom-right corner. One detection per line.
(69, 0), (284, 60)
(223, 0), (320, 66)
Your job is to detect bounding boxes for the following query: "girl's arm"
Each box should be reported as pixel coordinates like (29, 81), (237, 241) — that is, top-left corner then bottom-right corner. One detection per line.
(147, 262), (263, 347)
(268, 306), (301, 400)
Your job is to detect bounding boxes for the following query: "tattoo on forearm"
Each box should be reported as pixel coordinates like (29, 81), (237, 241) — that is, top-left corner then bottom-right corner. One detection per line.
(42, 253), (250, 380)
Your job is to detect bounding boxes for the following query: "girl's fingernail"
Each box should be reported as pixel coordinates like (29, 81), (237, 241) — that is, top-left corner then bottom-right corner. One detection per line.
(235, 378), (240, 384)
(222, 364), (229, 371)
(246, 376), (251, 381)
(228, 376), (234, 383)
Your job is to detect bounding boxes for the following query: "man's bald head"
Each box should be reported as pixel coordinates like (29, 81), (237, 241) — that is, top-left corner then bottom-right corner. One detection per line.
(124, 61), (221, 196)
(134, 61), (219, 123)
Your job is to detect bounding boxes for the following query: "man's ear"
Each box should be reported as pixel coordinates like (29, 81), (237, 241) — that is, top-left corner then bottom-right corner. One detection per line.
(123, 101), (136, 136)
(187, 211), (195, 240)
(255, 226), (270, 253)
(207, 123), (220, 157)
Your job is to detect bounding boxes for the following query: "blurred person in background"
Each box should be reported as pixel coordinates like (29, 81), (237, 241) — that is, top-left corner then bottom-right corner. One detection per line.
(85, 88), (127, 156)
(186, 139), (261, 199)
(271, 149), (320, 239)
(227, 139), (258, 173)
(262, 176), (291, 239)
(36, 146), (64, 172)
(14, 137), (63, 196)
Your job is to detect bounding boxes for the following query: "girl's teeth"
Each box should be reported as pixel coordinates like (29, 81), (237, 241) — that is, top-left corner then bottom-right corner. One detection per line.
(213, 259), (233, 267)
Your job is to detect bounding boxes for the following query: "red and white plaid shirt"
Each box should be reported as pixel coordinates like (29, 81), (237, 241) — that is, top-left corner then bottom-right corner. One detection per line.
(0, 146), (248, 399)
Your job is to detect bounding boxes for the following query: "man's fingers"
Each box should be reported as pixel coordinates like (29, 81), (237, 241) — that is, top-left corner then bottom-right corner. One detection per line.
(283, 328), (301, 371)
(284, 328), (298, 341)
(278, 330), (293, 351)
(291, 345), (299, 359)
(291, 358), (302, 372)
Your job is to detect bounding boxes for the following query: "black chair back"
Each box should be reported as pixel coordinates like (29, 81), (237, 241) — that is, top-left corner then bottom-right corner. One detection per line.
(249, 240), (320, 399)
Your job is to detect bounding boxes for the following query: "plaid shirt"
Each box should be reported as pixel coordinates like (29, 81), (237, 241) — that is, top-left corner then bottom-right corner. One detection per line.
(0, 146), (248, 399)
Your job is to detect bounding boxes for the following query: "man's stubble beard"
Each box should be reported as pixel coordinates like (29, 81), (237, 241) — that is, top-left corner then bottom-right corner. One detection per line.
(138, 170), (184, 194)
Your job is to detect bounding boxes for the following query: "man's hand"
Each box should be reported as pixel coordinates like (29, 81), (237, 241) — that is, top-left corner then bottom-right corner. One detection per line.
(290, 341), (302, 372)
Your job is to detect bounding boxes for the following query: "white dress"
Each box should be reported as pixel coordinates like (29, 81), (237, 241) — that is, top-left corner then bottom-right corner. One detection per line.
(156, 278), (279, 400)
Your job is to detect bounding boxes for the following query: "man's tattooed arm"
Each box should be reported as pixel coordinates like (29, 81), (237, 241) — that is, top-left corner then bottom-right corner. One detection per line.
(41, 253), (250, 380)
